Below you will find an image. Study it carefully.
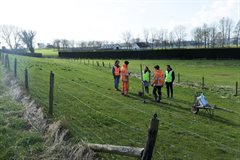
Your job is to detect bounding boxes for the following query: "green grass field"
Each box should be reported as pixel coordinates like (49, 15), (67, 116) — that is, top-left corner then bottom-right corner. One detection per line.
(2, 54), (240, 159)
(35, 48), (58, 57)
(0, 68), (44, 159)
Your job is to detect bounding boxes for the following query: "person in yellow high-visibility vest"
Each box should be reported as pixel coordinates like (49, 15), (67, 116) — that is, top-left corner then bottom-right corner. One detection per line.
(151, 65), (164, 103)
(142, 66), (151, 94)
(165, 65), (175, 99)
(121, 61), (130, 96)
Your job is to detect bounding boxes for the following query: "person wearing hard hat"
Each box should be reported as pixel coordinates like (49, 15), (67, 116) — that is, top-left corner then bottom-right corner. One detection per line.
(121, 60), (130, 96)
(151, 65), (164, 103)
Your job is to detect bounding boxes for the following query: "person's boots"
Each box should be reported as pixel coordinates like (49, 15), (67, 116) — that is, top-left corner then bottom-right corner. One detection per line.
(154, 95), (158, 102)
(157, 96), (160, 103)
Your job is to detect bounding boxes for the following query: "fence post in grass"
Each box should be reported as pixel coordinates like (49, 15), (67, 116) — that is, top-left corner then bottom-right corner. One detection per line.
(109, 62), (111, 68)
(14, 58), (17, 78)
(4, 54), (7, 68)
(178, 73), (180, 83)
(49, 71), (54, 116)
(202, 76), (205, 89)
(235, 81), (238, 96)
(142, 113), (159, 160)
(97, 61), (99, 66)
(24, 69), (29, 90)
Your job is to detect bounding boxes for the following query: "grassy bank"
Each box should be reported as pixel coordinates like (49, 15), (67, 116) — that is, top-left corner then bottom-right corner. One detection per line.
(0, 67), (44, 159)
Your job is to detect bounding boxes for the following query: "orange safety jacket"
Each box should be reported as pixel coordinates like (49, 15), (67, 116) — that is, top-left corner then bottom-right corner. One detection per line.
(152, 70), (164, 86)
(121, 64), (129, 82)
(114, 66), (120, 76)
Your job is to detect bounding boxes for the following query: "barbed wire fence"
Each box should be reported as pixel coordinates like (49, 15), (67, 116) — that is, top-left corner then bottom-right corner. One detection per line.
(1, 53), (239, 159)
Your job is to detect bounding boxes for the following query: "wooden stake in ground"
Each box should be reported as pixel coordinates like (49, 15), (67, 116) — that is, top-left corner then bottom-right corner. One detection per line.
(49, 71), (54, 116)
(24, 69), (29, 90)
(140, 64), (145, 103)
(142, 113), (159, 160)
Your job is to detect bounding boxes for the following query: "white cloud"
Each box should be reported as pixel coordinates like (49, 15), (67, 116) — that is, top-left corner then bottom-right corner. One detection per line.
(191, 0), (239, 27)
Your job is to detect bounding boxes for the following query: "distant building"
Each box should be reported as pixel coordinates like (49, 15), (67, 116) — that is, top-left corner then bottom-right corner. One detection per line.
(37, 43), (45, 49)
(132, 42), (150, 50)
(101, 44), (121, 50)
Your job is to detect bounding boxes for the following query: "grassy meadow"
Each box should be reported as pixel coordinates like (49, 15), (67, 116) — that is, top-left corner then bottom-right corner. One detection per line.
(2, 54), (240, 159)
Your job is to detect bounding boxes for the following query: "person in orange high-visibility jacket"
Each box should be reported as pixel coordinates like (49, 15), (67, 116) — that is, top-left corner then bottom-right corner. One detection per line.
(112, 60), (121, 91)
(151, 65), (165, 103)
(121, 61), (130, 96)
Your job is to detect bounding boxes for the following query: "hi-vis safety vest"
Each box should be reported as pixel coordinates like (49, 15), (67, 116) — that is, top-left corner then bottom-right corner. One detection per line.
(165, 70), (173, 82)
(114, 66), (120, 76)
(153, 70), (164, 86)
(143, 71), (150, 82)
(121, 64), (129, 82)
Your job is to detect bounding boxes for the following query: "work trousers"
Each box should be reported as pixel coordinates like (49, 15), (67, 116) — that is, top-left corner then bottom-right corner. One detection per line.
(166, 82), (173, 98)
(122, 81), (129, 95)
(114, 76), (120, 89)
(153, 86), (162, 102)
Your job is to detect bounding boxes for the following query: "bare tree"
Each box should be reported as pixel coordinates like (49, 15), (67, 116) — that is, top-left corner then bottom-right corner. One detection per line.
(143, 29), (150, 44)
(150, 29), (157, 48)
(53, 39), (61, 50)
(0, 25), (21, 49)
(61, 39), (70, 49)
(202, 24), (210, 48)
(122, 31), (132, 49)
(226, 18), (234, 47)
(192, 27), (203, 48)
(169, 31), (175, 48)
(156, 29), (164, 48)
(174, 25), (187, 48)
(234, 20), (240, 47)
(19, 30), (36, 53)
(209, 24), (217, 48)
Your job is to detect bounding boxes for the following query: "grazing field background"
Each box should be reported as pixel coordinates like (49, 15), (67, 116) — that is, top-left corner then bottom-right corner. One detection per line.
(2, 53), (240, 159)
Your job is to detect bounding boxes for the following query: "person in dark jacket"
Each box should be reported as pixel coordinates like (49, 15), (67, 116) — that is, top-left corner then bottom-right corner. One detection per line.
(165, 65), (175, 98)
(112, 60), (121, 91)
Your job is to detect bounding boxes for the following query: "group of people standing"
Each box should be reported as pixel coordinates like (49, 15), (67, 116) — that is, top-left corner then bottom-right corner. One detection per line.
(112, 60), (175, 102)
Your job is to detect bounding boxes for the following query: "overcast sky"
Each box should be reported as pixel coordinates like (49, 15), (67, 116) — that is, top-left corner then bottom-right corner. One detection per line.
(0, 0), (239, 44)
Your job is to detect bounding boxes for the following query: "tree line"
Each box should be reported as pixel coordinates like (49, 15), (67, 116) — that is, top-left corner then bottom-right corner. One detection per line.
(1, 17), (240, 52)
(0, 25), (36, 53)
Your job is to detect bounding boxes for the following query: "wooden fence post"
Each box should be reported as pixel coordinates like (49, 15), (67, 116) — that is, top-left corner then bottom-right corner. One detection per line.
(14, 58), (17, 77)
(235, 81), (238, 96)
(178, 73), (180, 83)
(4, 54), (8, 68)
(49, 71), (54, 116)
(109, 62), (111, 68)
(202, 76), (205, 89)
(24, 69), (29, 90)
(102, 62), (105, 67)
(142, 113), (159, 160)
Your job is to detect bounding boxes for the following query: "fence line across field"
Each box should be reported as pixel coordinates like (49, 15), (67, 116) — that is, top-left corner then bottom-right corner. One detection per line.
(56, 85), (144, 133)
(4, 55), (238, 146)
(56, 71), (239, 151)
(2, 53), (240, 158)
(56, 86), (142, 146)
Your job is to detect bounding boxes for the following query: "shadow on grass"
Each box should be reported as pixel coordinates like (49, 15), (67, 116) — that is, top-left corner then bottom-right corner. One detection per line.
(128, 92), (240, 128)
